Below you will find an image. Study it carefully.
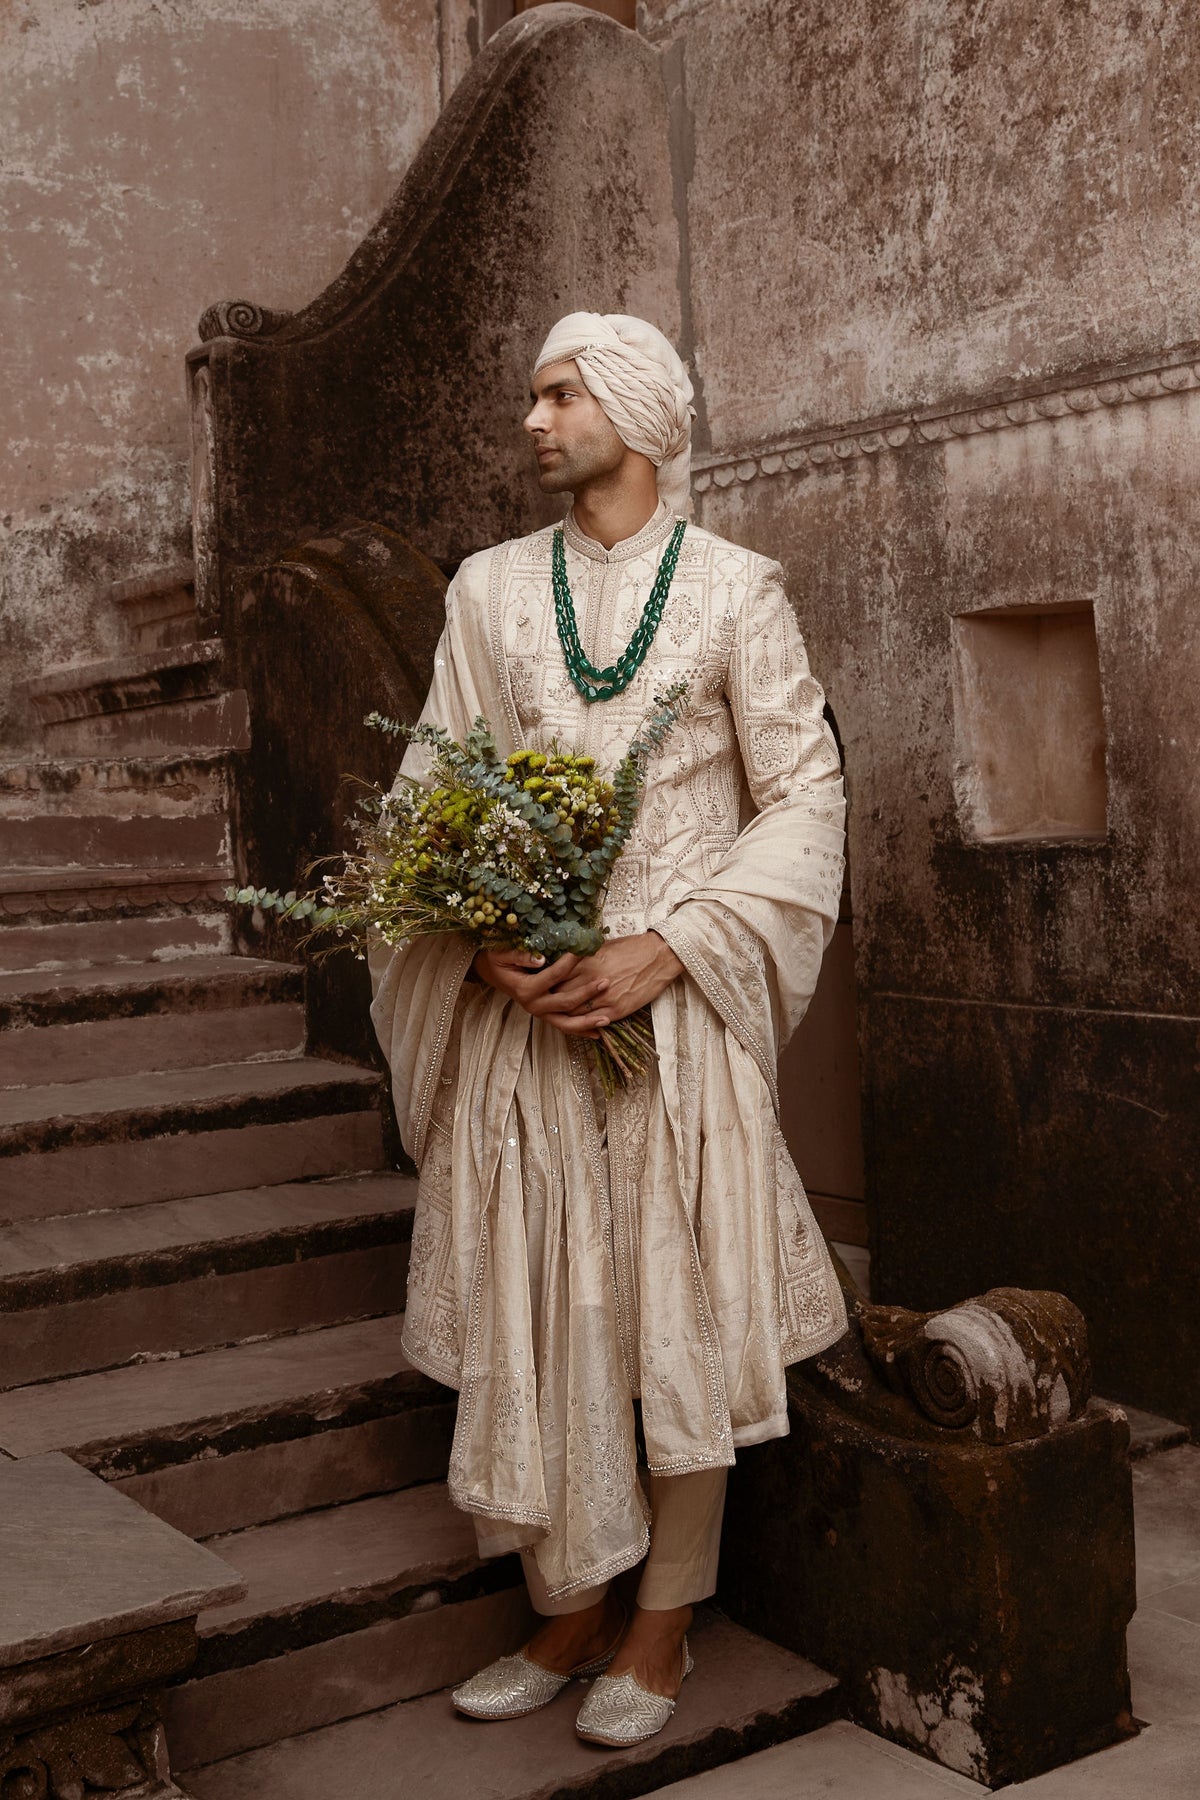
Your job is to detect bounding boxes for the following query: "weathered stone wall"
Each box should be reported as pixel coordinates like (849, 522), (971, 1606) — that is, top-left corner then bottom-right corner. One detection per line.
(643, 0), (1200, 448)
(0, 0), (444, 748)
(642, 0), (1200, 1425)
(193, 6), (680, 595)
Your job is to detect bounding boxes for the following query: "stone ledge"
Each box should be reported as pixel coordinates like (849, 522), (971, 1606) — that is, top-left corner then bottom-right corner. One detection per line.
(1115, 1403), (1191, 1462)
(0, 953), (302, 1033)
(691, 339), (1200, 491)
(0, 1315), (434, 1481)
(0, 1056), (382, 1158)
(0, 1452), (243, 1671)
(0, 1619), (196, 1732)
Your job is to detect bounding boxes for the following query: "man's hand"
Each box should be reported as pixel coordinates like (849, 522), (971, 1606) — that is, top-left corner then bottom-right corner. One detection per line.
(569, 933), (684, 1027)
(472, 934), (684, 1039)
(471, 948), (611, 1038)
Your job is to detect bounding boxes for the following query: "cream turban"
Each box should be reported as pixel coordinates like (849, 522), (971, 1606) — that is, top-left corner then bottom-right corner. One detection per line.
(532, 312), (695, 516)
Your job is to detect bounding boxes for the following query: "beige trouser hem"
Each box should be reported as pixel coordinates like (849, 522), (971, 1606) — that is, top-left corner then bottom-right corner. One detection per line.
(521, 1466), (728, 1616)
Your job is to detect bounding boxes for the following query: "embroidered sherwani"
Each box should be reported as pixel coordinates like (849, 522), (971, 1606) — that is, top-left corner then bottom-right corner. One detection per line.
(370, 499), (848, 1601)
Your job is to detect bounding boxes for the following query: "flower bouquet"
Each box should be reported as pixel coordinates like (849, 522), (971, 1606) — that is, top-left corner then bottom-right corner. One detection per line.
(228, 682), (689, 1092)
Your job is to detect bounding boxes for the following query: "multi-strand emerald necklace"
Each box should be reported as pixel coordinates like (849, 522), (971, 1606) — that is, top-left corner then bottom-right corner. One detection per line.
(551, 518), (687, 703)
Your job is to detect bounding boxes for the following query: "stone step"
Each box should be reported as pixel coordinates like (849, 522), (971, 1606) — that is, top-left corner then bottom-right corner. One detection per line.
(0, 748), (233, 873)
(23, 639), (227, 727)
(184, 1609), (841, 1797)
(166, 1484), (532, 1769)
(0, 954), (305, 1087)
(44, 691), (251, 758)
(0, 1056), (385, 1218)
(0, 1313), (452, 1536)
(0, 811), (230, 868)
(0, 906), (232, 974)
(0, 1448), (246, 1686)
(107, 560), (197, 651)
(0, 863), (233, 929)
(0, 751), (230, 819)
(1117, 1401), (1191, 1461)
(0, 1170), (415, 1386)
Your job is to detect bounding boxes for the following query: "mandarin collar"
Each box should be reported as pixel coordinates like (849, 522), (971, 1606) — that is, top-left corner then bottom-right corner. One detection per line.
(562, 498), (677, 564)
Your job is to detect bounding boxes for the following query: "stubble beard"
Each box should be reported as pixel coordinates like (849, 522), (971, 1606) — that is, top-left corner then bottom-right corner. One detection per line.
(535, 425), (625, 496)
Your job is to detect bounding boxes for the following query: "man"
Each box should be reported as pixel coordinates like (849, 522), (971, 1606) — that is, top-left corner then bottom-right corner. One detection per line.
(369, 312), (847, 1747)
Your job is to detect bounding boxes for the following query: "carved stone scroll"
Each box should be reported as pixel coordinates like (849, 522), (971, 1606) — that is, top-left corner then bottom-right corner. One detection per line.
(858, 1286), (1092, 1445)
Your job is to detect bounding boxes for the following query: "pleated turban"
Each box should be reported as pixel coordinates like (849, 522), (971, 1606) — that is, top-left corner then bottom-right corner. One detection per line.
(532, 312), (696, 516)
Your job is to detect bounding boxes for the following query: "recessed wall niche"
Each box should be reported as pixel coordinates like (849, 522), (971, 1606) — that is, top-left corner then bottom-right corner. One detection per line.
(951, 603), (1108, 844)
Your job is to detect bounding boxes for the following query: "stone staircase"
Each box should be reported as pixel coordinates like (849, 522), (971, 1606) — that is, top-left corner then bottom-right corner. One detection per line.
(0, 568), (841, 1797)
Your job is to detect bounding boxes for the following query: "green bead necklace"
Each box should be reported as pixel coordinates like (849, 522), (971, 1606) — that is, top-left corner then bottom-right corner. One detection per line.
(552, 518), (687, 703)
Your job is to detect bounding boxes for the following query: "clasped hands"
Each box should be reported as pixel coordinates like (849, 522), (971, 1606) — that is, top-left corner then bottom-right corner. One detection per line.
(471, 932), (684, 1038)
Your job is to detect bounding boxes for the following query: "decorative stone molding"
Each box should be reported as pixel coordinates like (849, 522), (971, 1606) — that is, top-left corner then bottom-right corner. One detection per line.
(227, 525), (448, 1068)
(196, 300), (289, 343)
(858, 1287), (1091, 1446)
(264, 519), (449, 705)
(692, 341), (1200, 491)
(0, 1699), (180, 1800)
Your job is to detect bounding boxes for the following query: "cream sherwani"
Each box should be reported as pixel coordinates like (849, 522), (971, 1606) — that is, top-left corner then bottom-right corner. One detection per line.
(370, 499), (848, 1603)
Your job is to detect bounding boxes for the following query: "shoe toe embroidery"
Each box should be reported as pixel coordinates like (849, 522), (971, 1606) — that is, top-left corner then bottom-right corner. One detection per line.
(453, 1651), (568, 1718)
(576, 1669), (676, 1743)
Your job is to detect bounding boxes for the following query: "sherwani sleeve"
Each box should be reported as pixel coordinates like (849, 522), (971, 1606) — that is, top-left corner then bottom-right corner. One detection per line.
(653, 563), (846, 1085)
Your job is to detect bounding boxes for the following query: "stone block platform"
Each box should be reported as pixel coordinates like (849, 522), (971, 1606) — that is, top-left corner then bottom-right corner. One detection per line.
(657, 1442), (1200, 1799)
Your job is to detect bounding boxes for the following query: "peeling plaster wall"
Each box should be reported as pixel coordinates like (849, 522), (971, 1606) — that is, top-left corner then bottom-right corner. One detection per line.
(0, 0), (442, 747)
(642, 0), (1200, 1425)
(642, 0), (1200, 451)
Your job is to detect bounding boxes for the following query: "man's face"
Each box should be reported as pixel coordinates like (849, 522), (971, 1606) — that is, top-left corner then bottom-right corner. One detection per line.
(523, 360), (625, 494)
